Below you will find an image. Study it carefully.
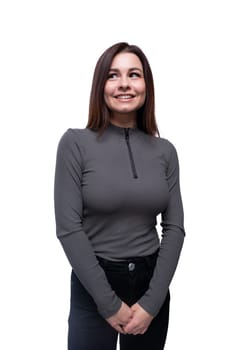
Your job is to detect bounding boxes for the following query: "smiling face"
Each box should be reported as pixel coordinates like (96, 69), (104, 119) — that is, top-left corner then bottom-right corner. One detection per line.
(104, 52), (146, 121)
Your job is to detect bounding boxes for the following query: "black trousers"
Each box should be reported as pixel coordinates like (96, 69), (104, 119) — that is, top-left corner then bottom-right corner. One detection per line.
(68, 250), (170, 350)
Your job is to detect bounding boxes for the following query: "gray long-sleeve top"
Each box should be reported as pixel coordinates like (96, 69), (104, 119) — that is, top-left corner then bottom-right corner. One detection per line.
(54, 121), (185, 319)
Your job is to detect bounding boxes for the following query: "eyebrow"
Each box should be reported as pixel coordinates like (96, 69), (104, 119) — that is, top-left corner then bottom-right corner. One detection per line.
(108, 67), (143, 72)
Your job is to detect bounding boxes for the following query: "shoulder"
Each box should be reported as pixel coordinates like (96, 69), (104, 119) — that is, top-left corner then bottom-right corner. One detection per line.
(153, 136), (178, 156)
(57, 127), (92, 148)
(55, 128), (92, 167)
(150, 136), (181, 170)
(58, 127), (87, 140)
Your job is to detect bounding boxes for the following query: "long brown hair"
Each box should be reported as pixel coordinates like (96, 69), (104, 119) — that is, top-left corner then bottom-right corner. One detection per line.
(86, 42), (160, 137)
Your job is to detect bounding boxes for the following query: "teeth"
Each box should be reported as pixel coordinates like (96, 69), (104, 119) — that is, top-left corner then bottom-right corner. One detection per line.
(117, 95), (133, 99)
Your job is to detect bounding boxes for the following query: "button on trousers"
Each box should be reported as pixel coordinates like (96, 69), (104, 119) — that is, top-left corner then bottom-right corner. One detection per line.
(68, 249), (170, 350)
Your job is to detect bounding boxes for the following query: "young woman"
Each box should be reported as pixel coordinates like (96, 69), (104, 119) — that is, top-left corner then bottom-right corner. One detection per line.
(54, 42), (186, 350)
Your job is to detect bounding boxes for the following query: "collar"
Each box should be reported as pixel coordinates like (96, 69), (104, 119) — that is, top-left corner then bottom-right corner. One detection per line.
(107, 121), (139, 135)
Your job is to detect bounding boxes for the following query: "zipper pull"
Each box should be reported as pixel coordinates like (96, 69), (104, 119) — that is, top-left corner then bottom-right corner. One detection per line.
(125, 128), (129, 139)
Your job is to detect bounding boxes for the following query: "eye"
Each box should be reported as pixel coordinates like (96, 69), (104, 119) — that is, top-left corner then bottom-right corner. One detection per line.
(107, 72), (118, 80)
(129, 72), (141, 78)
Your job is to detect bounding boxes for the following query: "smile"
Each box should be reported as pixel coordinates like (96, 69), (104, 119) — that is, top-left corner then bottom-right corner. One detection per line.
(114, 94), (135, 100)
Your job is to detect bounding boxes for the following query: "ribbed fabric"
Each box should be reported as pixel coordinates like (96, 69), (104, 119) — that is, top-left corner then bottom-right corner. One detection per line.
(54, 121), (185, 318)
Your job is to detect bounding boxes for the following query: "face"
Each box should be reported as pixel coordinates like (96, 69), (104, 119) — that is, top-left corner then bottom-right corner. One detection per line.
(104, 52), (146, 119)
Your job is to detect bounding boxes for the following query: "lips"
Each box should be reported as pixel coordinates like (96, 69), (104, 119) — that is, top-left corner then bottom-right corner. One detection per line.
(114, 94), (135, 99)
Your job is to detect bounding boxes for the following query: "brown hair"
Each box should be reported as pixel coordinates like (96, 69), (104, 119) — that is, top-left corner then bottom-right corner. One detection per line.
(86, 42), (160, 137)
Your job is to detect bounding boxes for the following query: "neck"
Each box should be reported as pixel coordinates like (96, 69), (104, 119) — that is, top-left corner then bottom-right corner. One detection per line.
(109, 116), (137, 129)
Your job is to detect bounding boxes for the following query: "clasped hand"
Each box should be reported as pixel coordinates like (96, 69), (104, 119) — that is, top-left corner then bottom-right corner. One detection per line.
(106, 302), (154, 335)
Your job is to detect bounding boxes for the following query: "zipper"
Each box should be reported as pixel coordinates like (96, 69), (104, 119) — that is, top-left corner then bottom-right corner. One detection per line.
(124, 128), (138, 179)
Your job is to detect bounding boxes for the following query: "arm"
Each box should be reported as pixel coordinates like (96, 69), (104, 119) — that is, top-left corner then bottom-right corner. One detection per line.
(137, 140), (186, 318)
(54, 129), (122, 319)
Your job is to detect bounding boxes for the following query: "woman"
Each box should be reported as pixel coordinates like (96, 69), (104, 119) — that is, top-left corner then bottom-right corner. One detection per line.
(54, 42), (186, 350)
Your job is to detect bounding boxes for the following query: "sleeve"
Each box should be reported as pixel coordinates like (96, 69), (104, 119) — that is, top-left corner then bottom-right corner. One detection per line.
(137, 141), (186, 317)
(54, 129), (122, 319)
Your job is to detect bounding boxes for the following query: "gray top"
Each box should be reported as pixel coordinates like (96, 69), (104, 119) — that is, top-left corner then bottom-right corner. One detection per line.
(54, 121), (185, 319)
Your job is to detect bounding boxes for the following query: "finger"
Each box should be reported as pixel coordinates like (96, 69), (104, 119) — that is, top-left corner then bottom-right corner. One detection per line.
(124, 325), (136, 334)
(137, 328), (147, 335)
(129, 326), (147, 335)
(115, 325), (126, 334)
(124, 327), (137, 335)
(132, 328), (146, 335)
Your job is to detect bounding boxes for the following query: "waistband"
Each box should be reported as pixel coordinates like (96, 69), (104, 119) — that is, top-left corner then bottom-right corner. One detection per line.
(96, 249), (159, 270)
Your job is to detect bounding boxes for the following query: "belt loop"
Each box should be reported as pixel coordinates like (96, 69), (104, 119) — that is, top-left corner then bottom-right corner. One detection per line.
(145, 249), (159, 270)
(144, 255), (152, 270)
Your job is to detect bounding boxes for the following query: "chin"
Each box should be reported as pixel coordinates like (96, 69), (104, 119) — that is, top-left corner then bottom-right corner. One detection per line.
(114, 104), (139, 113)
(116, 109), (136, 114)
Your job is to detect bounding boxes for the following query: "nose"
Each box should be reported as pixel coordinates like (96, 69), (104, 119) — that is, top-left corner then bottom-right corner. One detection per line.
(118, 75), (130, 90)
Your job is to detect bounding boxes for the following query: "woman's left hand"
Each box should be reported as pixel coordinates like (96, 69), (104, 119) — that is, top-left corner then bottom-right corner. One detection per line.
(122, 303), (154, 335)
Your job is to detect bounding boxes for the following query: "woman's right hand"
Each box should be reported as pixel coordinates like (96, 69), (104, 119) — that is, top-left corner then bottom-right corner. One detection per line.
(106, 301), (133, 334)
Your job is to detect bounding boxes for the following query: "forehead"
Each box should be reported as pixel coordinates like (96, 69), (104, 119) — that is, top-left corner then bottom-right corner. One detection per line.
(110, 52), (143, 70)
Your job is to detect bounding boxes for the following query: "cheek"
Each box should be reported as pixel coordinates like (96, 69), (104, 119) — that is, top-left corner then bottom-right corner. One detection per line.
(142, 85), (147, 103)
(138, 86), (146, 107)
(139, 84), (146, 102)
(104, 84), (114, 101)
(135, 81), (146, 96)
(103, 84), (108, 98)
(104, 84), (111, 106)
(141, 82), (146, 96)
(104, 93), (110, 109)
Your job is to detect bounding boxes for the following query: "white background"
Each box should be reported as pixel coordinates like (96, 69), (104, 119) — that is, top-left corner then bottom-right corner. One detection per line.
(1, 0), (232, 349)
